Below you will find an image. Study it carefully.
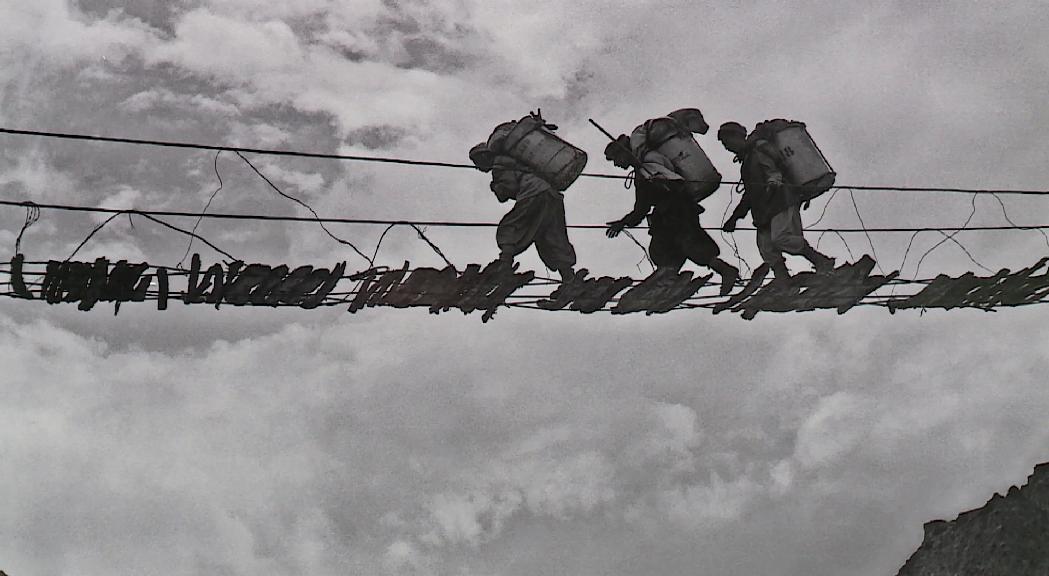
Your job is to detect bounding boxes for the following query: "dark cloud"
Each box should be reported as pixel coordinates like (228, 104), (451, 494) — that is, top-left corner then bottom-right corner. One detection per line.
(345, 124), (408, 149)
(398, 36), (470, 73)
(73, 0), (199, 35)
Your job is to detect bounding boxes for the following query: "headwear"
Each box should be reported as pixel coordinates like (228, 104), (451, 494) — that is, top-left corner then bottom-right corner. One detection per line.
(717, 121), (748, 141)
(603, 134), (632, 162)
(469, 142), (494, 172)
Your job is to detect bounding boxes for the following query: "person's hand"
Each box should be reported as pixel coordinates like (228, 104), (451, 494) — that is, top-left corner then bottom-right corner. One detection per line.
(606, 220), (627, 238)
(722, 218), (737, 233)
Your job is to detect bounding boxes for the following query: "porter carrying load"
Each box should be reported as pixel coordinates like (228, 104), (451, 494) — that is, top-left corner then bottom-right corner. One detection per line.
(594, 116), (739, 297)
(718, 121), (836, 279)
(471, 113), (581, 283)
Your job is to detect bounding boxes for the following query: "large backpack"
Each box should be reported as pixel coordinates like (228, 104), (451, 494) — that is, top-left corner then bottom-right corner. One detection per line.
(750, 119), (835, 204)
(630, 113), (721, 203)
(484, 112), (588, 191)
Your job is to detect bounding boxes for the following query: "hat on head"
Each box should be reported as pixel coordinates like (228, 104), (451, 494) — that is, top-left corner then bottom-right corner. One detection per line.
(469, 142), (494, 172)
(717, 121), (748, 141)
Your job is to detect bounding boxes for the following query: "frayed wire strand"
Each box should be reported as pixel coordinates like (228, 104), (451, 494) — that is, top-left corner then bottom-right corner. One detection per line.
(14, 201), (40, 255)
(408, 224), (455, 269)
(621, 229), (655, 274)
(848, 188), (886, 274)
(913, 193), (979, 279)
(805, 188), (839, 229)
(179, 150), (225, 268)
(831, 231), (856, 262)
(719, 180), (753, 275)
(989, 192), (1049, 252)
(368, 222), (456, 270)
(135, 212), (237, 262)
(235, 151), (373, 266)
(936, 230), (992, 274)
(66, 212), (123, 261)
(370, 223), (397, 263)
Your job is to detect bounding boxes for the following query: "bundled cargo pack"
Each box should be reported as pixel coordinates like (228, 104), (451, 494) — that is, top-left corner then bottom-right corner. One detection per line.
(629, 108), (721, 203)
(484, 112), (588, 191)
(752, 119), (836, 203)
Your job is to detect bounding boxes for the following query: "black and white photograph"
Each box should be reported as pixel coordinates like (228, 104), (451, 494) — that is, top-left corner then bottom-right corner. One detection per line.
(1, 2), (1048, 575)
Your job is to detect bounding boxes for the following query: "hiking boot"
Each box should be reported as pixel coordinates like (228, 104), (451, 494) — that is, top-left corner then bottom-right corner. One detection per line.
(812, 253), (835, 275)
(718, 264), (739, 296)
(558, 267), (577, 284)
(771, 261), (791, 279)
(802, 247), (835, 274)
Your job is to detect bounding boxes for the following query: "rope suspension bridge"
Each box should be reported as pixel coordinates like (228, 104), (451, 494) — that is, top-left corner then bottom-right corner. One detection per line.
(2, 126), (1049, 321)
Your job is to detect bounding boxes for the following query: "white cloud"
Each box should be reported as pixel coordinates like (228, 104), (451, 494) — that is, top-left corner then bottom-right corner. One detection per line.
(1, 309), (1049, 576)
(384, 539), (430, 575)
(94, 186), (142, 219)
(120, 88), (242, 116)
(795, 392), (870, 469)
(5, 3), (1049, 576)
(0, 1), (158, 65)
(141, 7), (464, 137)
(660, 471), (763, 524)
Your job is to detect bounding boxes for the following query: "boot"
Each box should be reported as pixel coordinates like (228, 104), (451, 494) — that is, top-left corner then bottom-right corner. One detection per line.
(709, 259), (739, 297)
(557, 266), (576, 284)
(802, 247), (835, 274)
(653, 266), (679, 286)
(496, 252), (515, 273)
(771, 261), (791, 279)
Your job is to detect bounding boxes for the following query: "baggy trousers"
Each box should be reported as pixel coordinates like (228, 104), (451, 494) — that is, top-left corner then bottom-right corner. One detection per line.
(649, 216), (721, 270)
(496, 193), (577, 271)
(756, 204), (813, 267)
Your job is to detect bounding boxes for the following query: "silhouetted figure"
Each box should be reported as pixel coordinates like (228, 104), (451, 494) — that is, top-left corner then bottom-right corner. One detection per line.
(604, 135), (739, 296)
(718, 121), (834, 278)
(470, 143), (577, 282)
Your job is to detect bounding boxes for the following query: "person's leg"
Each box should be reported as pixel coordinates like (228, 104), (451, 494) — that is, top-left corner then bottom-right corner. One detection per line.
(768, 204), (808, 255)
(678, 225), (738, 295)
(769, 205), (834, 273)
(756, 225), (790, 278)
(648, 226), (686, 281)
(533, 196), (578, 282)
(496, 196), (544, 263)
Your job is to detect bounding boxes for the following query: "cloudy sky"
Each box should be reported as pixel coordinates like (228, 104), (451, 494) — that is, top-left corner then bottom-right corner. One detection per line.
(3, 2), (1049, 575)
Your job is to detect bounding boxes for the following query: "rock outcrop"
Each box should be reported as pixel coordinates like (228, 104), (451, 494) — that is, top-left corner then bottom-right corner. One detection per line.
(896, 462), (1049, 575)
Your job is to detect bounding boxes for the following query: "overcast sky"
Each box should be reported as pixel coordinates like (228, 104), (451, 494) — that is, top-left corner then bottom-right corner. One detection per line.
(2, 2), (1049, 576)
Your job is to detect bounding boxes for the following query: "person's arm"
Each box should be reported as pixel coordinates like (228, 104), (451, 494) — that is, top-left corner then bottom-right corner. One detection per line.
(489, 166), (519, 203)
(621, 183), (652, 227)
(724, 195), (751, 232)
(753, 144), (785, 190)
(607, 181), (652, 237)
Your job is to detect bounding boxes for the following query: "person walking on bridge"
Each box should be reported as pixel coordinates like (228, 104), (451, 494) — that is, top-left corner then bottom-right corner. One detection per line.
(718, 121), (834, 279)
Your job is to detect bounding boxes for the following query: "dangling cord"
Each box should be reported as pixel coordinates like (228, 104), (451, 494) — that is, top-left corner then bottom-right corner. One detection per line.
(848, 188), (886, 275)
(622, 229), (655, 274)
(720, 183), (752, 276)
(179, 150), (225, 268)
(14, 201), (40, 255)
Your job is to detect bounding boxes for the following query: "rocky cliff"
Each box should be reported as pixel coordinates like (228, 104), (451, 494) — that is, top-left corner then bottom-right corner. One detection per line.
(896, 462), (1049, 576)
